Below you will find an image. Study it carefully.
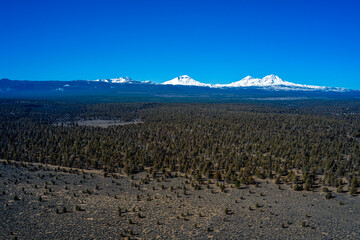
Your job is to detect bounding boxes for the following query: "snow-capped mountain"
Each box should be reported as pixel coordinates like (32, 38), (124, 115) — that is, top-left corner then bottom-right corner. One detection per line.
(163, 75), (211, 87)
(165, 74), (346, 92)
(218, 75), (346, 91)
(94, 76), (134, 84)
(221, 75), (299, 87)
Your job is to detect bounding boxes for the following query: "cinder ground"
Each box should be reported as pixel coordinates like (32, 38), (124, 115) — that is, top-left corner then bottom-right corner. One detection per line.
(1, 161), (359, 240)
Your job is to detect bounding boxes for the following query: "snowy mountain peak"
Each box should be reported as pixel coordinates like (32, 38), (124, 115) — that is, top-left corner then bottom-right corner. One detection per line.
(224, 75), (294, 87)
(93, 76), (133, 83)
(211, 74), (347, 92)
(109, 76), (132, 83)
(163, 75), (210, 87)
(262, 74), (283, 83)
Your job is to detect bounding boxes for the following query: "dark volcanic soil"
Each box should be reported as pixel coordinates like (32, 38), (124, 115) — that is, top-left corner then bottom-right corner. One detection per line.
(1, 161), (359, 240)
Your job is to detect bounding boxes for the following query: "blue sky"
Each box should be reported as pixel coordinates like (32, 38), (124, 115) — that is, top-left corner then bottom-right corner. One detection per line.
(1, 0), (360, 89)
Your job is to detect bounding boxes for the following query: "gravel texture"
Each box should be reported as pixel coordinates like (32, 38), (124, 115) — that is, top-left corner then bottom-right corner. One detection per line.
(1, 161), (359, 240)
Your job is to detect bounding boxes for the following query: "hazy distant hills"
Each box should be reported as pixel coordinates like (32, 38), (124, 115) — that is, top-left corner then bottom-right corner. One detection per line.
(1, 75), (359, 101)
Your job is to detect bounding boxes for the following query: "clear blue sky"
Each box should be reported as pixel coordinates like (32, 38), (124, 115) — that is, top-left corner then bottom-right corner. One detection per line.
(1, 0), (360, 89)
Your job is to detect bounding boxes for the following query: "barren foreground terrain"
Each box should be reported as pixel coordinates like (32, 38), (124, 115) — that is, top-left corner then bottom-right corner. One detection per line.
(1, 161), (359, 239)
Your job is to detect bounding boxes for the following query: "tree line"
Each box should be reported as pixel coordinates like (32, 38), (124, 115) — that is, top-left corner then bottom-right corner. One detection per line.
(0, 99), (359, 190)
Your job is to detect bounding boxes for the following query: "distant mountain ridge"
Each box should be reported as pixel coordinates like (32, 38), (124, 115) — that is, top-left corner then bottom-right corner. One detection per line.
(1, 75), (359, 101)
(11, 74), (347, 92)
(94, 76), (133, 84)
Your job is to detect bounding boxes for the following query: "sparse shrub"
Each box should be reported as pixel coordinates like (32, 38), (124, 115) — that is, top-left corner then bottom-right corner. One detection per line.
(293, 184), (303, 191)
(304, 179), (311, 191)
(118, 207), (121, 216)
(275, 177), (281, 184)
(350, 185), (357, 195)
(325, 192), (332, 199)
(337, 186), (344, 193)
(351, 177), (358, 188)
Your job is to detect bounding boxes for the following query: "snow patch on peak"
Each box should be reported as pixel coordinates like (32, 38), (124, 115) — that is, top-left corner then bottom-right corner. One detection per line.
(262, 74), (284, 84)
(109, 76), (132, 83)
(93, 76), (133, 84)
(243, 76), (255, 80)
(163, 75), (211, 87)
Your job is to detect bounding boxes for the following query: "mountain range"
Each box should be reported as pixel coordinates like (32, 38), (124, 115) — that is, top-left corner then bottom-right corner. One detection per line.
(162, 75), (346, 91)
(1, 75), (359, 101)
